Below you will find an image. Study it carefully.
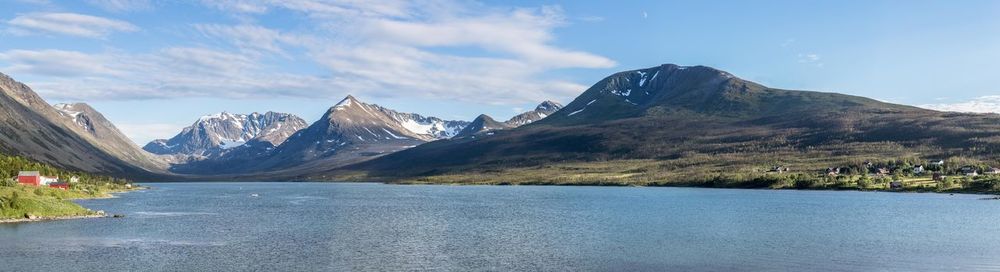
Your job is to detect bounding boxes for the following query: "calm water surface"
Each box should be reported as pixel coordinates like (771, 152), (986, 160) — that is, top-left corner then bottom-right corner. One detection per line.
(2, 182), (1000, 271)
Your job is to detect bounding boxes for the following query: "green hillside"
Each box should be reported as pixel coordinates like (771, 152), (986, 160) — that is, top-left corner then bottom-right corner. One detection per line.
(1, 155), (135, 220)
(313, 64), (1000, 193)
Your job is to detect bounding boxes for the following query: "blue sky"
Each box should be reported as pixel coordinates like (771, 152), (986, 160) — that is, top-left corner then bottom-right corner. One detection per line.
(2, 0), (1000, 144)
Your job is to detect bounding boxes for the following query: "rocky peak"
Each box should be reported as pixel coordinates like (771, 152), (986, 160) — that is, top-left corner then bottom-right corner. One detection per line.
(144, 111), (308, 156)
(535, 101), (563, 113)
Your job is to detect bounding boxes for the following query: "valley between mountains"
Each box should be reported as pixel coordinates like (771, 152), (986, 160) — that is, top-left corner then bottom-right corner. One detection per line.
(4, 64), (1000, 192)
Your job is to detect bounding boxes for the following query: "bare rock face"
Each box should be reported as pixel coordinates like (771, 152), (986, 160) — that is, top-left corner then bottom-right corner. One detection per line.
(143, 111), (308, 157)
(54, 103), (168, 171)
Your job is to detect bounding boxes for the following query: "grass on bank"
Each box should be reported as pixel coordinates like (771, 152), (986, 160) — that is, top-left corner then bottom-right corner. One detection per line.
(0, 154), (136, 220)
(322, 151), (1000, 194)
(0, 183), (136, 220)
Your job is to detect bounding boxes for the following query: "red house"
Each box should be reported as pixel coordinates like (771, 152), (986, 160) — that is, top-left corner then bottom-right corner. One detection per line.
(17, 171), (42, 186)
(17, 171), (58, 186)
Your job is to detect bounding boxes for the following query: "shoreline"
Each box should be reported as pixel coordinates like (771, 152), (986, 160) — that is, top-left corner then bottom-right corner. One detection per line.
(0, 214), (107, 224)
(0, 186), (145, 224)
(155, 180), (996, 196)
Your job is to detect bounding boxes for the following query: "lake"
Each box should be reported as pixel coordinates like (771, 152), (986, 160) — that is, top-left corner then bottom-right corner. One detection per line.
(2, 182), (1000, 271)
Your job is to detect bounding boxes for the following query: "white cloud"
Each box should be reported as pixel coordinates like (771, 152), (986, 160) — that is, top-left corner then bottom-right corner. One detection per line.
(199, 0), (268, 14)
(0, 49), (125, 77)
(797, 53), (824, 67)
(6, 12), (138, 38)
(5, 1), (614, 106)
(921, 96), (1000, 113)
(193, 24), (315, 56)
(86, 0), (153, 12)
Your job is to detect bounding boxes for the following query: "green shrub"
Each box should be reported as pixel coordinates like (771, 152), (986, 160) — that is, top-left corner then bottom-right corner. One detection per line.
(795, 178), (820, 189)
(9, 191), (21, 209)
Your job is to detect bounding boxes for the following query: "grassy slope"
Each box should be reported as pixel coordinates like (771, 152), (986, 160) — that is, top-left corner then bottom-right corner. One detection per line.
(0, 186), (91, 218)
(0, 183), (135, 220)
(0, 154), (136, 220)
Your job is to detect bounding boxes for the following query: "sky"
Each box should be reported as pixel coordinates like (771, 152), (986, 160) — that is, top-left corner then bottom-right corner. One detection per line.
(2, 0), (1000, 145)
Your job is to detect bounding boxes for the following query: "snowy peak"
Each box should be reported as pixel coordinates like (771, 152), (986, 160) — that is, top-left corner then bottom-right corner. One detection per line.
(545, 63), (753, 123)
(54, 103), (93, 132)
(505, 101), (564, 127)
(333, 95), (359, 110)
(260, 95), (469, 165)
(454, 114), (511, 138)
(144, 111), (308, 156)
(535, 101), (563, 113)
(320, 95), (469, 141)
(454, 101), (564, 138)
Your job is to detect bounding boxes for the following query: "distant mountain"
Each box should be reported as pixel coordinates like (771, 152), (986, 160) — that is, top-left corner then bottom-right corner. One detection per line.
(320, 64), (1000, 183)
(454, 114), (511, 138)
(167, 95), (470, 175)
(143, 111), (308, 157)
(53, 103), (167, 171)
(0, 72), (162, 177)
(454, 101), (563, 138)
(505, 100), (563, 127)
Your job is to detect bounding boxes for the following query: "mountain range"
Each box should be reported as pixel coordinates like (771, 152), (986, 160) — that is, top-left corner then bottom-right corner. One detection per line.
(314, 64), (1000, 184)
(3, 64), (1000, 184)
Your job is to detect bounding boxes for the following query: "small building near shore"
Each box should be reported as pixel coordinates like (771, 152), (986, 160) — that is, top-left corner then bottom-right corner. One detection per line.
(17, 171), (42, 186)
(48, 182), (69, 190)
(961, 167), (979, 176)
(890, 181), (904, 189)
(16, 171), (59, 186)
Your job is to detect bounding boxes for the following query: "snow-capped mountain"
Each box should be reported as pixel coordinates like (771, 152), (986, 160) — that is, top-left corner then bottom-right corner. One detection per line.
(167, 95), (472, 175)
(453, 114), (512, 138)
(52, 102), (167, 171)
(144, 111), (308, 156)
(454, 101), (564, 138)
(505, 100), (564, 127)
(261, 95), (470, 161)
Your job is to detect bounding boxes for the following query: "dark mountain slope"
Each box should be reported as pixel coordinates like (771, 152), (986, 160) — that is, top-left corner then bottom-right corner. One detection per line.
(318, 64), (1000, 183)
(453, 114), (512, 138)
(0, 73), (162, 178)
(54, 103), (168, 171)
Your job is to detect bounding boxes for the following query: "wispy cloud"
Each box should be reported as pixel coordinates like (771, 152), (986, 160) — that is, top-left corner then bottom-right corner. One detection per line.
(5, 1), (614, 105)
(198, 0), (268, 14)
(920, 96), (1000, 113)
(6, 12), (138, 38)
(86, 0), (153, 12)
(780, 38), (795, 48)
(797, 53), (824, 67)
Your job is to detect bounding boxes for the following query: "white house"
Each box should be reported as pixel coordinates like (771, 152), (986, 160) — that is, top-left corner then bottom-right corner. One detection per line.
(40, 176), (59, 185)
